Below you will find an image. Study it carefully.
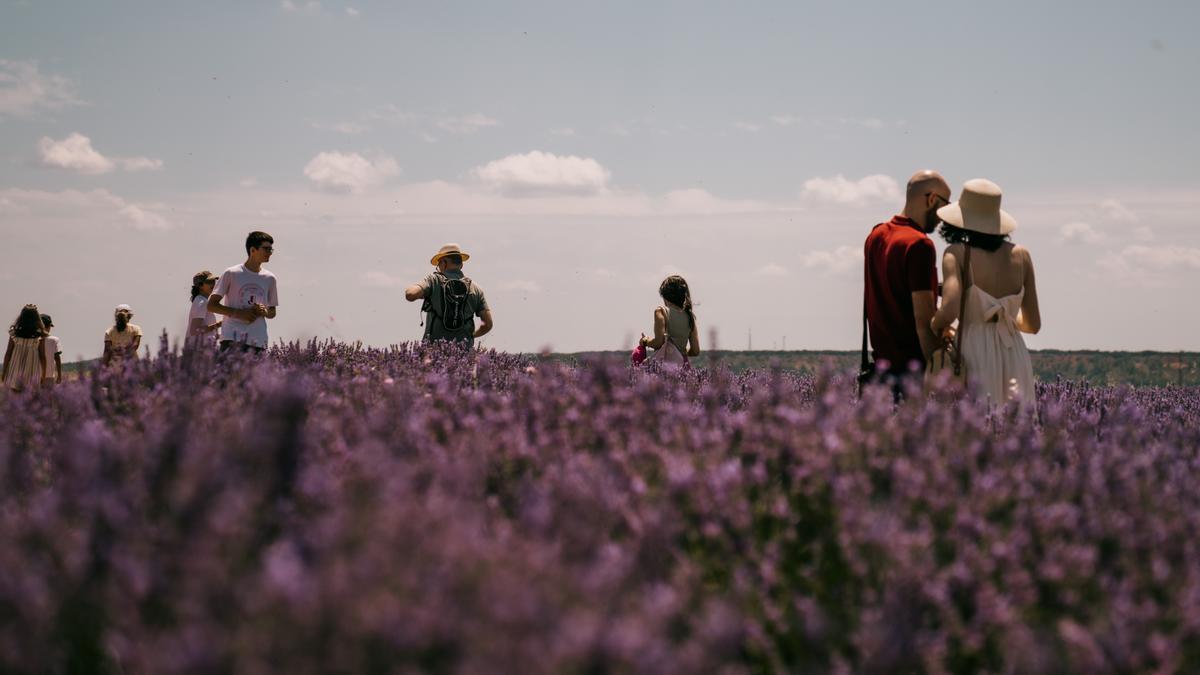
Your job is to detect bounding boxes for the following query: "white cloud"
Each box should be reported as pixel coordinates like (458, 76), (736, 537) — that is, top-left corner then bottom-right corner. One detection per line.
(757, 263), (790, 277)
(1097, 199), (1137, 223)
(771, 114), (803, 127)
(800, 174), (900, 206)
(1059, 221), (1109, 245)
(472, 151), (611, 196)
(550, 127), (576, 137)
(499, 280), (542, 293)
(733, 121), (762, 132)
(0, 60), (83, 117)
(281, 0), (320, 12)
(801, 246), (862, 274)
(660, 188), (766, 215)
(435, 113), (499, 134)
(118, 156), (164, 172)
(331, 121), (368, 134)
(304, 151), (399, 193)
(1104, 245), (1200, 270)
(38, 133), (114, 174)
(0, 188), (172, 230)
(37, 133), (162, 175)
(360, 270), (409, 288)
(771, 114), (902, 130)
(345, 7), (360, 17)
(119, 203), (170, 230)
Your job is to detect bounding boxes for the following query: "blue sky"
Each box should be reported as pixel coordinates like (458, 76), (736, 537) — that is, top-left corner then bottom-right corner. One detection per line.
(2, 0), (1198, 358)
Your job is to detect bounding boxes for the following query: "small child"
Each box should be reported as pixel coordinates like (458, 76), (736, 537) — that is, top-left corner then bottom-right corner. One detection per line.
(41, 313), (62, 385)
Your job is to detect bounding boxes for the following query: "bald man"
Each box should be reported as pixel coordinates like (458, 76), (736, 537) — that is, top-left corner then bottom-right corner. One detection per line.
(862, 170), (951, 397)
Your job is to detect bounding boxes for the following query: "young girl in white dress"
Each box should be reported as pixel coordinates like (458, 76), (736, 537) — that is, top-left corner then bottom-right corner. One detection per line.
(931, 179), (1041, 411)
(639, 275), (701, 364)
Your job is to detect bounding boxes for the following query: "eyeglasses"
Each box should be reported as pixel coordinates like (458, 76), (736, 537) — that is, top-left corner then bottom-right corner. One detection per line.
(927, 192), (951, 207)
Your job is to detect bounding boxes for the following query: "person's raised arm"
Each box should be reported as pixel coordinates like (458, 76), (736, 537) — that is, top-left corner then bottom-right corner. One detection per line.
(404, 284), (426, 302)
(686, 321), (701, 357)
(474, 309), (494, 339)
(2, 337), (13, 382)
(640, 308), (668, 350)
(931, 247), (963, 336)
(1016, 246), (1041, 334)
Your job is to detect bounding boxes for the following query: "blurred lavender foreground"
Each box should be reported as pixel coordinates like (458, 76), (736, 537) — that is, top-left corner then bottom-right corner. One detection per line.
(2, 340), (1199, 674)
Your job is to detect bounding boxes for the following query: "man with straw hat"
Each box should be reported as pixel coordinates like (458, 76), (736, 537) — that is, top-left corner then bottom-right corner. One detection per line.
(404, 243), (493, 346)
(862, 170), (951, 399)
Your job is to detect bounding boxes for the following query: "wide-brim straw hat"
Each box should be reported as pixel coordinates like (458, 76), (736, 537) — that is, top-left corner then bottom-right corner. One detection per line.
(937, 178), (1017, 236)
(431, 243), (470, 266)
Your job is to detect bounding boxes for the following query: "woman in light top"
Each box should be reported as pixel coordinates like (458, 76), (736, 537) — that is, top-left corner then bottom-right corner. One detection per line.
(103, 304), (142, 366)
(3, 304), (47, 391)
(931, 179), (1041, 410)
(187, 270), (222, 347)
(639, 275), (701, 363)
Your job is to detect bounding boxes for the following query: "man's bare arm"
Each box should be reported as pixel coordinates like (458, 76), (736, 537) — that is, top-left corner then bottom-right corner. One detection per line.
(912, 290), (939, 363)
(404, 285), (425, 302)
(208, 294), (256, 322)
(474, 310), (494, 339)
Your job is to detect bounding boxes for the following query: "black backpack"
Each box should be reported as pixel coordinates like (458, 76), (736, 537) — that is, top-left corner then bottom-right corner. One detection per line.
(421, 272), (474, 334)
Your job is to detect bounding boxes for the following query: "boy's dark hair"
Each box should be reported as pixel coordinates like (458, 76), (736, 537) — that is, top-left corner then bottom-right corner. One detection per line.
(40, 313), (53, 329)
(938, 223), (1010, 253)
(245, 231), (274, 255)
(10, 305), (45, 339)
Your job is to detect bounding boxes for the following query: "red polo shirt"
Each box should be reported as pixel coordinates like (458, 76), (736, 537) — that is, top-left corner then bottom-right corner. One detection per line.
(864, 215), (938, 372)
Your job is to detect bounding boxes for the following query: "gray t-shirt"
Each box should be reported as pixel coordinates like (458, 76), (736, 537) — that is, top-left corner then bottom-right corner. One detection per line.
(418, 270), (488, 345)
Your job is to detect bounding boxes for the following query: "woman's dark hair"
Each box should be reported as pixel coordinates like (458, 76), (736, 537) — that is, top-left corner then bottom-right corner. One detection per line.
(659, 275), (696, 329)
(191, 271), (215, 301)
(10, 305), (45, 339)
(938, 223), (1010, 252)
(245, 231), (274, 254)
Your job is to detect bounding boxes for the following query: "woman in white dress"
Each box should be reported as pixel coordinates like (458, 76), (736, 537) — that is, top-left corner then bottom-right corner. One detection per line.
(639, 275), (701, 364)
(930, 179), (1041, 410)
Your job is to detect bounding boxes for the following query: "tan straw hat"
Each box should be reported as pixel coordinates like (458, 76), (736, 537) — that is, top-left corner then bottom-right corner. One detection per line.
(430, 243), (470, 266)
(936, 178), (1017, 235)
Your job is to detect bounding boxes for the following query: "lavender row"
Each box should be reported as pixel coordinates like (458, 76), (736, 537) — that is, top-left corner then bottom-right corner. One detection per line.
(1, 340), (1198, 673)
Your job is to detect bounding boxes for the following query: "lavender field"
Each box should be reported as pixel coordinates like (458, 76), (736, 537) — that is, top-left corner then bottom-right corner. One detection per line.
(2, 341), (1199, 674)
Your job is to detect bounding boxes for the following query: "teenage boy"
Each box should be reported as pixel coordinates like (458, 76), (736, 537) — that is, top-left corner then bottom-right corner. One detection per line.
(41, 313), (62, 385)
(208, 231), (279, 353)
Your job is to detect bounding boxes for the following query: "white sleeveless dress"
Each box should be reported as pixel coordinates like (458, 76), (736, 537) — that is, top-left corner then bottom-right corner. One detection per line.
(959, 286), (1037, 411)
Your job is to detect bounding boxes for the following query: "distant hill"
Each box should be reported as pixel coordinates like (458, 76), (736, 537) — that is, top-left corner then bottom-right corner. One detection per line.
(553, 350), (1200, 387)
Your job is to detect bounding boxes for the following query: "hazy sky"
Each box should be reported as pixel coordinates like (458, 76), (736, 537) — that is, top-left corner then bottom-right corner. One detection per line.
(2, 0), (1198, 359)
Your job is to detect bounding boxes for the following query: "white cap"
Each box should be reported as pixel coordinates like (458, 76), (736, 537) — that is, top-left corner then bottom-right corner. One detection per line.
(115, 304), (133, 313)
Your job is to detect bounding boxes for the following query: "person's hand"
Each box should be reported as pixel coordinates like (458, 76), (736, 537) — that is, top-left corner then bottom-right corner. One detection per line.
(252, 303), (268, 317)
(237, 308), (259, 323)
(639, 333), (649, 347)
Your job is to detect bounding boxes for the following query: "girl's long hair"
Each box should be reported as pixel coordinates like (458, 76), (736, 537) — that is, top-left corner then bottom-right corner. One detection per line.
(191, 271), (214, 301)
(10, 305), (45, 339)
(659, 275), (696, 329)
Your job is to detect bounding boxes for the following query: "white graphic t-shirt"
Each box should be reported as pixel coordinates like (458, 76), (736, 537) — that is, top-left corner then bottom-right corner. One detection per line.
(43, 335), (61, 367)
(213, 264), (279, 348)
